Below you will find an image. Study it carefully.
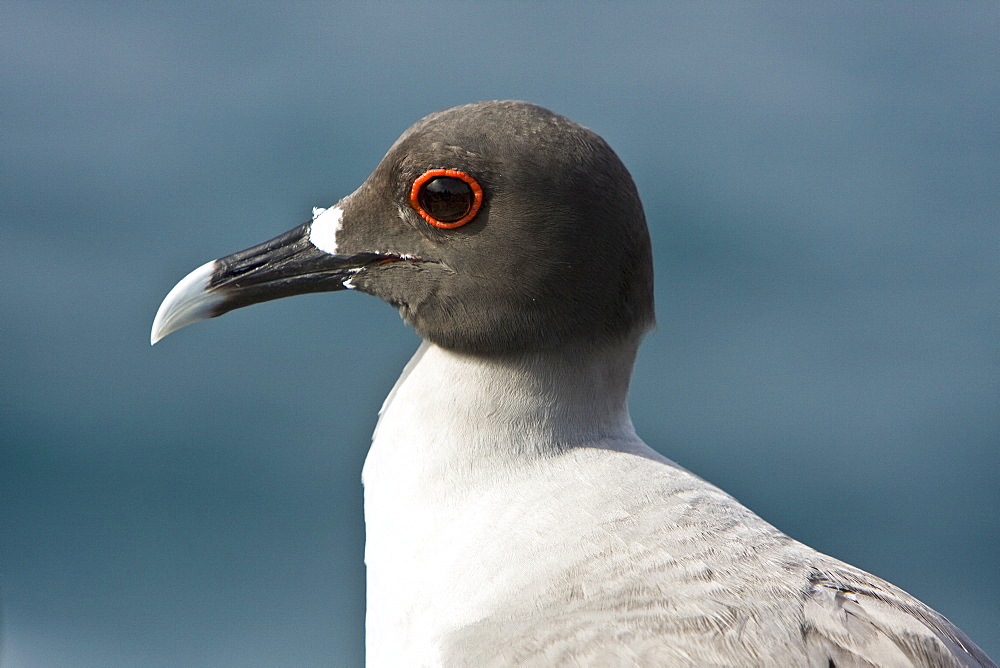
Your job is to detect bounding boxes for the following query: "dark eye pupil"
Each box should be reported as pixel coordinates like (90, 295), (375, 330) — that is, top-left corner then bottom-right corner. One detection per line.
(418, 176), (473, 223)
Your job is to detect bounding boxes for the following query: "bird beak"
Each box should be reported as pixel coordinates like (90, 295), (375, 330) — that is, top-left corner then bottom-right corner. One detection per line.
(151, 220), (385, 345)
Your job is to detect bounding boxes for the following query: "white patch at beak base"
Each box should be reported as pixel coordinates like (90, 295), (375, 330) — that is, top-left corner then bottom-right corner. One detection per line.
(309, 206), (344, 255)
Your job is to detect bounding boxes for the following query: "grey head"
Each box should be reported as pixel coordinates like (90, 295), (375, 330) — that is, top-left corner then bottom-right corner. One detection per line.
(152, 101), (654, 354)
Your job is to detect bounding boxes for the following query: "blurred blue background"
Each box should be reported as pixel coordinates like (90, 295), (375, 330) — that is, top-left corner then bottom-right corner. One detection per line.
(2, 2), (997, 665)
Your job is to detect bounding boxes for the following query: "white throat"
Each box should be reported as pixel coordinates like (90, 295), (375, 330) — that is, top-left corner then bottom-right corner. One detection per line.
(361, 336), (647, 664)
(368, 337), (640, 475)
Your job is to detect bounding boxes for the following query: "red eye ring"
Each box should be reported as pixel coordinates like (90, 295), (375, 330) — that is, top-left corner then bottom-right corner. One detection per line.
(409, 169), (484, 229)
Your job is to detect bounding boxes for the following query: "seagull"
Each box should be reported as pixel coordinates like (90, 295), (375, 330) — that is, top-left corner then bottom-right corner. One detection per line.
(152, 101), (994, 667)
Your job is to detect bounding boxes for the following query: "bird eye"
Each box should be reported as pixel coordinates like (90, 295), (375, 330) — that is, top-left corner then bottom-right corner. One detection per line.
(409, 169), (483, 229)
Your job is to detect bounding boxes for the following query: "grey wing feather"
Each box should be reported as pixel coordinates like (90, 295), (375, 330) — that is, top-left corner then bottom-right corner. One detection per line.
(441, 562), (996, 667)
(802, 567), (996, 668)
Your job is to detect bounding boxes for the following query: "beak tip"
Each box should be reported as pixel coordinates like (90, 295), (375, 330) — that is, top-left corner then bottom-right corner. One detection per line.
(150, 259), (222, 347)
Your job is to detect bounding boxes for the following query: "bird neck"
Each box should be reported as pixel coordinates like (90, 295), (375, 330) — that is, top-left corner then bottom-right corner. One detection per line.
(361, 334), (648, 662)
(362, 334), (643, 496)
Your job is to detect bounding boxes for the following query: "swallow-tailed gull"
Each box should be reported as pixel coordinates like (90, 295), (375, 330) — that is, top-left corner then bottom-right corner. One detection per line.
(152, 101), (994, 667)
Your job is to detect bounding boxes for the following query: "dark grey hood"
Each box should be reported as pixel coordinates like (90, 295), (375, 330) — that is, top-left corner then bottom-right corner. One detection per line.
(152, 101), (654, 354)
